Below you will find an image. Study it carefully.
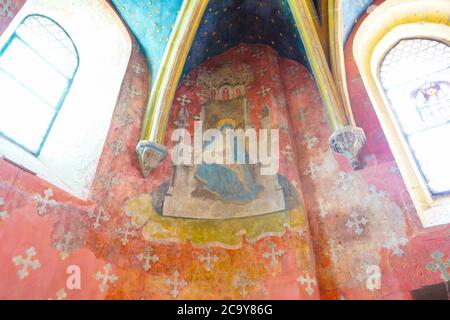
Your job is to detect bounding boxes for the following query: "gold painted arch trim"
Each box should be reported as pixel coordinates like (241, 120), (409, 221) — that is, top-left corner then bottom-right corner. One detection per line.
(140, 0), (209, 144)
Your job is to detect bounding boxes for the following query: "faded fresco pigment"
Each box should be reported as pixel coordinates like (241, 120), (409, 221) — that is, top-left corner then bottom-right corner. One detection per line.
(0, 0), (449, 300)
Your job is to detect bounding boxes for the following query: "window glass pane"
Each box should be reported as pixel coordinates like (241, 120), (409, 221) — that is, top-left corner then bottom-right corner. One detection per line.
(0, 38), (68, 107)
(16, 15), (78, 77)
(380, 39), (450, 195)
(0, 15), (78, 155)
(0, 70), (54, 153)
(408, 125), (450, 194)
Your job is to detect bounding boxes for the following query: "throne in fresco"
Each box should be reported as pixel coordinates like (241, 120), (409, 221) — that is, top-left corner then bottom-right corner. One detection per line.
(162, 63), (285, 219)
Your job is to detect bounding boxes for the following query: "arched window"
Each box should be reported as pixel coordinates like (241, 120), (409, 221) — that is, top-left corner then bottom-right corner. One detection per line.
(353, 0), (450, 227)
(0, 0), (132, 199)
(379, 38), (450, 196)
(0, 14), (79, 156)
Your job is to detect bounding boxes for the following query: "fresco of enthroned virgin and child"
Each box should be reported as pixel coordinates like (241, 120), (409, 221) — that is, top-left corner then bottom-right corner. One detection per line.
(163, 62), (286, 219)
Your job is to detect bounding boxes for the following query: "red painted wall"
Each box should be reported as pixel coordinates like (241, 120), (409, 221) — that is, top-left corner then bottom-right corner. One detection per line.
(0, 0), (25, 34)
(292, 0), (449, 299)
(0, 0), (448, 300)
(0, 11), (321, 297)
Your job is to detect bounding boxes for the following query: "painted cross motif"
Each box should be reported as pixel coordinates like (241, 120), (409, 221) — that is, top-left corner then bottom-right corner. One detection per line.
(252, 48), (264, 59)
(54, 289), (67, 300)
(198, 66), (211, 75)
(345, 209), (368, 236)
(271, 75), (282, 83)
(196, 90), (209, 104)
(176, 94), (192, 107)
(110, 139), (127, 157)
(368, 185), (387, 202)
(164, 271), (187, 298)
(0, 197), (9, 220)
(297, 109), (309, 122)
(281, 145), (295, 162)
(328, 239), (344, 265)
(257, 67), (267, 77)
(426, 251), (450, 281)
(131, 63), (145, 75)
(382, 232), (408, 257)
(291, 86), (303, 96)
(317, 198), (329, 219)
(184, 75), (195, 87)
(94, 263), (118, 292)
(198, 248), (219, 272)
(335, 172), (355, 192)
(116, 222), (137, 246)
(301, 134), (319, 150)
(0, 0), (14, 18)
(34, 189), (56, 216)
(297, 274), (317, 296)
(127, 84), (141, 98)
(136, 246), (159, 271)
(256, 86), (271, 97)
(115, 110), (133, 128)
(303, 160), (320, 178)
(272, 55), (279, 65)
(87, 207), (110, 230)
(55, 231), (75, 260)
(263, 242), (285, 267)
(232, 272), (254, 297)
(388, 166), (401, 176)
(12, 247), (41, 279)
(237, 45), (248, 54)
(280, 124), (291, 136)
(98, 172), (120, 192)
(288, 65), (299, 76)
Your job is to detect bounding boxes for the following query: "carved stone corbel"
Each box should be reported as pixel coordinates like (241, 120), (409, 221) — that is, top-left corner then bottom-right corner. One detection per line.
(136, 141), (168, 178)
(330, 126), (366, 170)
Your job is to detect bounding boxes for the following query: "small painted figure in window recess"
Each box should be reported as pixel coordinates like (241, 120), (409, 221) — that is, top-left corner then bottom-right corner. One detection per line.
(411, 81), (450, 124)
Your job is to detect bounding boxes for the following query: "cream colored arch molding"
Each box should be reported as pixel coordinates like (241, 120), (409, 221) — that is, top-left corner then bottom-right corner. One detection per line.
(288, 0), (366, 169)
(136, 0), (209, 178)
(353, 0), (450, 227)
(328, 0), (355, 127)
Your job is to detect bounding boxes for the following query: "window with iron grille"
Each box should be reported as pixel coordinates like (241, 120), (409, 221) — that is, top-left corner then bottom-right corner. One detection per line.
(380, 38), (450, 196)
(0, 14), (79, 156)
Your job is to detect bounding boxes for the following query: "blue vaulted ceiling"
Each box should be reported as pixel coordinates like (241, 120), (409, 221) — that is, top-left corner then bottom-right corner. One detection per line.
(182, 0), (308, 76)
(110, 0), (308, 80)
(110, 0), (373, 81)
(111, 0), (184, 78)
(342, 0), (373, 43)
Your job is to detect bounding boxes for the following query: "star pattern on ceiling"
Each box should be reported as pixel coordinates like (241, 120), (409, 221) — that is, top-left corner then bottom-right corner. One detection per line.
(111, 0), (183, 76)
(110, 0), (374, 80)
(183, 0), (309, 77)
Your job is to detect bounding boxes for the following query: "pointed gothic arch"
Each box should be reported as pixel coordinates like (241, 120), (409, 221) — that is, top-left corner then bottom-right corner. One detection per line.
(137, 0), (361, 177)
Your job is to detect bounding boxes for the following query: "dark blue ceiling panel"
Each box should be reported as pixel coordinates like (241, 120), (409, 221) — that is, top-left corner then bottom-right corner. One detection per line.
(110, 1), (374, 81)
(182, 0), (309, 77)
